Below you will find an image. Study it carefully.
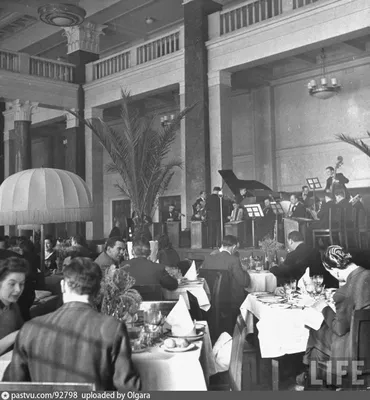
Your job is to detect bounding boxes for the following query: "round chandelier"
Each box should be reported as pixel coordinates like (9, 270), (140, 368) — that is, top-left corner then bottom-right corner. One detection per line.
(38, 3), (86, 27)
(307, 48), (341, 100)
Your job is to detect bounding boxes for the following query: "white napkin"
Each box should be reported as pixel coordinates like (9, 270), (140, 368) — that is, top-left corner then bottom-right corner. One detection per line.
(149, 240), (158, 262)
(166, 295), (196, 336)
(298, 267), (310, 293)
(184, 261), (197, 280)
(127, 241), (133, 260)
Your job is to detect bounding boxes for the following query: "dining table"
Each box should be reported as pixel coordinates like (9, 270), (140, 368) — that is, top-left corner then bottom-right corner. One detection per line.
(239, 292), (333, 390)
(162, 278), (211, 311)
(0, 321), (216, 391)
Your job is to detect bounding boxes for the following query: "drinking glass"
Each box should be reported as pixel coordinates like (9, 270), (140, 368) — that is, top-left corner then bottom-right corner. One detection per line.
(283, 282), (293, 301)
(290, 279), (297, 293)
(305, 280), (315, 297)
(313, 275), (324, 285)
(255, 261), (262, 273)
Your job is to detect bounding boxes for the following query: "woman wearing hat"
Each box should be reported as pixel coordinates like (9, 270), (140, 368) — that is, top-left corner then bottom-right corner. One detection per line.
(297, 245), (370, 388)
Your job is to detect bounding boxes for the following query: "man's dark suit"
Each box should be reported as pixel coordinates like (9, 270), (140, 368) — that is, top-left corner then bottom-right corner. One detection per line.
(162, 210), (180, 222)
(291, 202), (307, 218)
(3, 302), (141, 391)
(123, 257), (178, 291)
(202, 251), (251, 326)
(206, 194), (221, 248)
(325, 172), (350, 198)
(269, 242), (338, 288)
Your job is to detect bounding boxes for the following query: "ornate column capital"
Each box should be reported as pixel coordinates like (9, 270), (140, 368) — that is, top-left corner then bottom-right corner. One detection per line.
(11, 100), (39, 122)
(65, 108), (79, 129)
(63, 22), (107, 55)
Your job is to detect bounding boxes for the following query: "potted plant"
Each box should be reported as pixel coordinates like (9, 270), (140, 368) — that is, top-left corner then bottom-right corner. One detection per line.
(69, 91), (196, 237)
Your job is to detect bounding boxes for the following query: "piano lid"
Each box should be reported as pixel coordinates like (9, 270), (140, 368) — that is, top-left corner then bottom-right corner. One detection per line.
(218, 169), (278, 198)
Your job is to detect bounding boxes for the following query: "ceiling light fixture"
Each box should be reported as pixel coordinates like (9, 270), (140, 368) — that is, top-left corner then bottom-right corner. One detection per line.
(145, 17), (155, 25)
(38, 3), (86, 27)
(308, 48), (341, 100)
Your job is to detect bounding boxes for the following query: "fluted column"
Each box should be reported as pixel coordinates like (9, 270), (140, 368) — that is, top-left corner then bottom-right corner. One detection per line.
(12, 100), (38, 172)
(85, 107), (104, 240)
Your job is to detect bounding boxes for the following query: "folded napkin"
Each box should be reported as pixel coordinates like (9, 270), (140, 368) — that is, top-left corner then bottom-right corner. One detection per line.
(184, 261), (197, 280)
(127, 241), (133, 260)
(149, 240), (158, 262)
(298, 267), (310, 293)
(166, 295), (196, 336)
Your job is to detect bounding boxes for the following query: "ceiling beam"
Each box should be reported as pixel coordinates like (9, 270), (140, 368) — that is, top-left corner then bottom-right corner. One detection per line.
(293, 53), (317, 64)
(105, 22), (145, 39)
(342, 39), (367, 52)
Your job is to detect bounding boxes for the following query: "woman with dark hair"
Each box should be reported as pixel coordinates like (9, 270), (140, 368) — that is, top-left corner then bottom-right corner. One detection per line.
(44, 236), (57, 272)
(297, 245), (370, 388)
(0, 257), (29, 355)
(157, 234), (180, 268)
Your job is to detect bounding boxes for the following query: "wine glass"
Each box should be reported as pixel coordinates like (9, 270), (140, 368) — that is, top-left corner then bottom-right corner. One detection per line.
(290, 279), (297, 293)
(313, 275), (324, 285)
(283, 282), (293, 301)
(305, 280), (315, 297)
(255, 261), (262, 273)
(315, 283), (324, 297)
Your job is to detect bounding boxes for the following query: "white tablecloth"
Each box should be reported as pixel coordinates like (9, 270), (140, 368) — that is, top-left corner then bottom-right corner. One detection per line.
(0, 322), (216, 391)
(162, 281), (211, 311)
(240, 294), (324, 358)
(246, 271), (277, 293)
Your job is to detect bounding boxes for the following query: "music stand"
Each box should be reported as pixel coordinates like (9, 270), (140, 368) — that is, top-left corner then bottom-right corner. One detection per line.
(270, 202), (284, 241)
(306, 177), (322, 211)
(244, 204), (264, 248)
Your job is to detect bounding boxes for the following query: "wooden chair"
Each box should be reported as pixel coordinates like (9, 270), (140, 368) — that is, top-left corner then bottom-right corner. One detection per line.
(186, 290), (204, 321)
(312, 207), (344, 248)
(354, 207), (370, 249)
(315, 309), (370, 390)
(0, 382), (95, 391)
(132, 284), (163, 301)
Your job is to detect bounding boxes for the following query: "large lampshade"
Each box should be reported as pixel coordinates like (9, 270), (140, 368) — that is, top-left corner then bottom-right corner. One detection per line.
(0, 168), (93, 226)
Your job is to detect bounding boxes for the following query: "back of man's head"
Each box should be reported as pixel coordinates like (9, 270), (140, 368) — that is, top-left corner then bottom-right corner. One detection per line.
(62, 257), (102, 297)
(221, 235), (238, 248)
(132, 237), (151, 258)
(288, 231), (304, 243)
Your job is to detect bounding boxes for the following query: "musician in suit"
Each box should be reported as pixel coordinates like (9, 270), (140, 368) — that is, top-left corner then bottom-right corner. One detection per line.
(162, 204), (180, 222)
(288, 194), (307, 218)
(4, 257), (141, 391)
(256, 198), (276, 240)
(300, 186), (312, 208)
(227, 201), (244, 222)
(325, 166), (350, 198)
(192, 191), (207, 213)
(206, 186), (222, 248)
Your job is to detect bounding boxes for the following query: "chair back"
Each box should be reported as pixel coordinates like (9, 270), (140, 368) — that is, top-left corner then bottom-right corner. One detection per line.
(132, 284), (163, 301)
(350, 308), (370, 388)
(186, 290), (203, 321)
(212, 272), (223, 339)
(0, 382), (95, 391)
(228, 314), (248, 391)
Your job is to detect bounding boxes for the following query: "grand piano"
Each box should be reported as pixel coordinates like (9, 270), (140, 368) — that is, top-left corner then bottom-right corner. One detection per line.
(219, 170), (282, 247)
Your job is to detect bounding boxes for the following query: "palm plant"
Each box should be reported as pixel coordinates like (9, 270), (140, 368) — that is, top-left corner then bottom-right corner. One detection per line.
(69, 91), (195, 234)
(336, 132), (370, 158)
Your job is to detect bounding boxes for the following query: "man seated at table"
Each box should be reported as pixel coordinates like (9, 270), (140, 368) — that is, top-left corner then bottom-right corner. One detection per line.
(202, 235), (251, 326)
(122, 237), (178, 294)
(94, 236), (126, 276)
(3, 257), (141, 391)
(270, 231), (338, 289)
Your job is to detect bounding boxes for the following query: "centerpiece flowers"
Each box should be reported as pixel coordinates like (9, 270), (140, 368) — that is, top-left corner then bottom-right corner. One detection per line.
(258, 236), (284, 267)
(100, 265), (142, 324)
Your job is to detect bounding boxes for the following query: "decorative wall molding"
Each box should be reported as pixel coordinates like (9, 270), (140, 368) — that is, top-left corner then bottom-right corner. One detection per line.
(208, 70), (231, 87)
(85, 107), (103, 120)
(65, 108), (79, 129)
(63, 22), (107, 55)
(11, 100), (39, 122)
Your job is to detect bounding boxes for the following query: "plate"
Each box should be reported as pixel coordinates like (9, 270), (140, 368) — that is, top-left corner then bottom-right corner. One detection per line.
(160, 343), (196, 353)
(131, 347), (148, 353)
(253, 292), (273, 296)
(166, 330), (204, 342)
(259, 297), (285, 304)
(269, 303), (291, 309)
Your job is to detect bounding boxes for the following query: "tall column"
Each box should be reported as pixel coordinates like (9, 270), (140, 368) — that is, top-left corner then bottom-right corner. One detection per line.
(12, 100), (38, 172)
(208, 70), (233, 190)
(3, 106), (15, 236)
(253, 86), (277, 190)
(63, 22), (106, 181)
(85, 107), (104, 240)
(183, 0), (222, 220)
